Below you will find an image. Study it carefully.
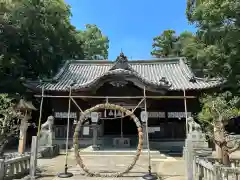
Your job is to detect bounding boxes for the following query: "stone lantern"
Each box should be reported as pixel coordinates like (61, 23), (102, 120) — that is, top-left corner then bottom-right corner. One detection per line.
(16, 99), (37, 154)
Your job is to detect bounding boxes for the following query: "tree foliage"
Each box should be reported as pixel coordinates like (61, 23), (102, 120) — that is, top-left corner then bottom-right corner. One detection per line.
(151, 30), (206, 75)
(198, 92), (240, 127)
(0, 94), (21, 156)
(151, 0), (240, 164)
(187, 0), (240, 89)
(198, 92), (240, 165)
(151, 30), (179, 58)
(153, 0), (240, 88)
(0, 0), (109, 93)
(78, 24), (109, 60)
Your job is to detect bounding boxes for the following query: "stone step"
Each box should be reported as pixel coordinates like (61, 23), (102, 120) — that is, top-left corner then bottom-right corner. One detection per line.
(65, 150), (167, 159)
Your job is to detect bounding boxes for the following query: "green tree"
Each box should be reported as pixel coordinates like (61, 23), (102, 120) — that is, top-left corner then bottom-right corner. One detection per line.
(198, 92), (240, 165)
(151, 30), (207, 76)
(77, 24), (109, 60)
(186, 0), (240, 91)
(0, 0), (85, 93)
(0, 94), (21, 156)
(151, 30), (179, 58)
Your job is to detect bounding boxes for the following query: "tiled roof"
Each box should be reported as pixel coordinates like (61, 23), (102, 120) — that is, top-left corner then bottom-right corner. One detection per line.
(25, 57), (222, 92)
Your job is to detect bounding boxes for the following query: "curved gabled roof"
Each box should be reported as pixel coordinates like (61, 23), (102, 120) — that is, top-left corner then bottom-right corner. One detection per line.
(24, 56), (223, 92)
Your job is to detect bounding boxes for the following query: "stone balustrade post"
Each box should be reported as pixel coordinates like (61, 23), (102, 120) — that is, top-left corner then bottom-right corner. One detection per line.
(213, 165), (219, 180)
(0, 159), (5, 180)
(184, 117), (213, 180)
(198, 165), (204, 180)
(30, 136), (38, 180)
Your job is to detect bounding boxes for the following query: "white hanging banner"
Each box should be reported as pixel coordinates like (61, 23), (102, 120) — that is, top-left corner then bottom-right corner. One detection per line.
(148, 127), (161, 133)
(54, 112), (77, 119)
(168, 112), (192, 118)
(148, 112), (165, 118)
(54, 111), (192, 119)
(83, 127), (90, 135)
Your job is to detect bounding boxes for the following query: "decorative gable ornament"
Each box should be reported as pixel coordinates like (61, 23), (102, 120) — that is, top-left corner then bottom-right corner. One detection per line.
(110, 52), (134, 71)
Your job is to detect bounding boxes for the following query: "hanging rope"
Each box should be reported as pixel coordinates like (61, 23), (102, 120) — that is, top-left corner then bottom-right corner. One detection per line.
(73, 103), (143, 177)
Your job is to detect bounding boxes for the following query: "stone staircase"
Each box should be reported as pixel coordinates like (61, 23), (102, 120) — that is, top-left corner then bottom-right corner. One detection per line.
(69, 146), (166, 159)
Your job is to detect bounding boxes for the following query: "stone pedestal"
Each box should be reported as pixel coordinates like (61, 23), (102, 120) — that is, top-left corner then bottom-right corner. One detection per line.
(18, 119), (28, 154)
(184, 119), (212, 180)
(113, 138), (130, 148)
(92, 125), (100, 150)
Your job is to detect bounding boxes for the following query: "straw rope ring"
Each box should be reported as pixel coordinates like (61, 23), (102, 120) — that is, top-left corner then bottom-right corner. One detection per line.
(73, 103), (143, 177)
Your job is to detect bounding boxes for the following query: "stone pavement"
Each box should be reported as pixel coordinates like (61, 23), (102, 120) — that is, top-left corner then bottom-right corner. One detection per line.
(154, 158), (186, 180)
(36, 152), (186, 180)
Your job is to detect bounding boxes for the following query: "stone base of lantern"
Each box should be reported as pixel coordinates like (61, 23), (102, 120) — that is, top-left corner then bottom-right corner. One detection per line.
(18, 138), (26, 154)
(38, 144), (60, 158)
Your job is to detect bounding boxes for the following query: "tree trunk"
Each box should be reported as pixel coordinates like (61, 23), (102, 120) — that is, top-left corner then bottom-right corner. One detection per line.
(213, 119), (229, 165)
(215, 143), (222, 159)
(221, 145), (230, 166)
(214, 125), (222, 159)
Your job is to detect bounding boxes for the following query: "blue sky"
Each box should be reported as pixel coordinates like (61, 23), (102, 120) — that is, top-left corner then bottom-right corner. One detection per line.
(64, 0), (195, 60)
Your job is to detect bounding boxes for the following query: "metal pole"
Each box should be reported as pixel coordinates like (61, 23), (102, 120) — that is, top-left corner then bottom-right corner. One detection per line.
(183, 89), (188, 135)
(37, 86), (44, 136)
(142, 87), (157, 180)
(121, 117), (123, 138)
(65, 86), (71, 169)
(58, 86), (73, 178)
(144, 87), (151, 173)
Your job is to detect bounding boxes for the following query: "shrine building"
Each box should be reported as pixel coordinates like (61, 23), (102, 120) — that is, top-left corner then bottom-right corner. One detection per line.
(25, 53), (222, 152)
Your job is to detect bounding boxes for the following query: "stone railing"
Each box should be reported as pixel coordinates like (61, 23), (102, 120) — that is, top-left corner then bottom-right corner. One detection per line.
(184, 117), (240, 180)
(0, 154), (30, 180)
(207, 157), (240, 167)
(194, 156), (240, 180)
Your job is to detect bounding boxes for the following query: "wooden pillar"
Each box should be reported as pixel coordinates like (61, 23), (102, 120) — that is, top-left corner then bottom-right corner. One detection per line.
(183, 89), (188, 136)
